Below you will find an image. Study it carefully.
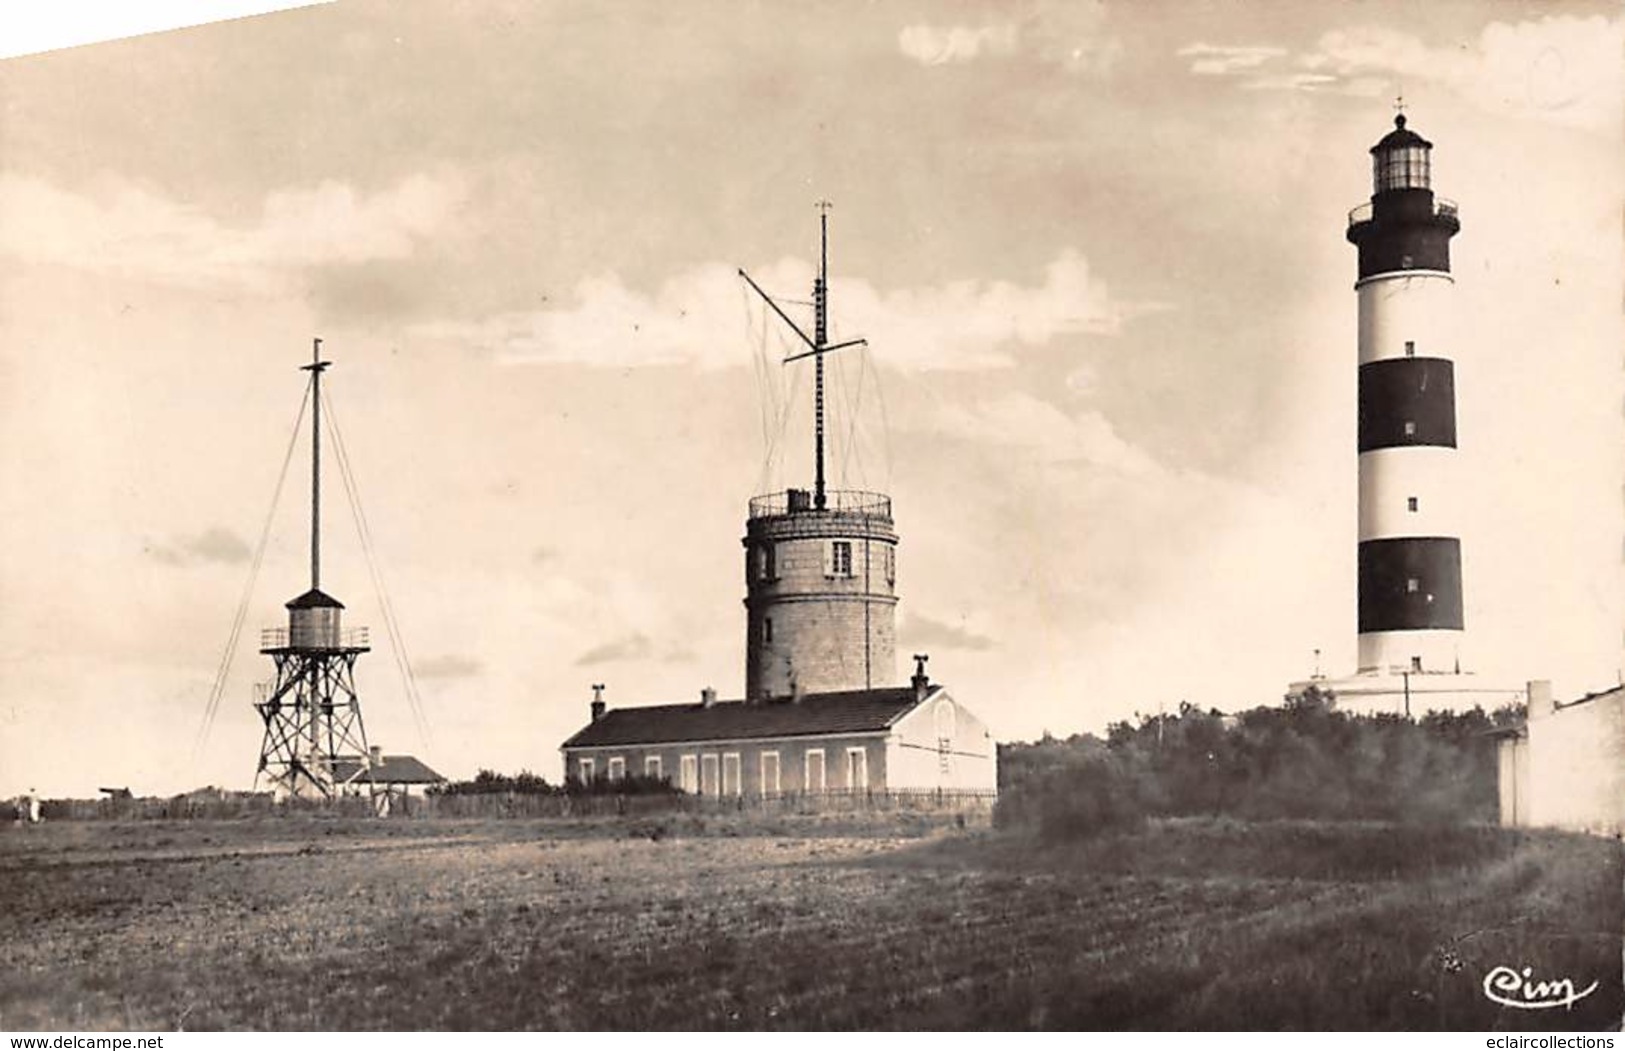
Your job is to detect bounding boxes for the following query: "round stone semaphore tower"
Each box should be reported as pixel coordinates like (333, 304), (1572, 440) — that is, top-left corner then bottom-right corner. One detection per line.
(744, 487), (898, 700)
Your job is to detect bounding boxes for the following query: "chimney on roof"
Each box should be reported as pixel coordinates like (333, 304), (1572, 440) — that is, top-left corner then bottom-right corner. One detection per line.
(1525, 680), (1554, 719)
(369, 745), (383, 769)
(701, 686), (717, 709)
(590, 683), (606, 723)
(912, 653), (931, 701)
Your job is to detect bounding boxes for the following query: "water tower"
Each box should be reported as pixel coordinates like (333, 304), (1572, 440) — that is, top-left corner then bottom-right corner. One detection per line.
(254, 341), (374, 798)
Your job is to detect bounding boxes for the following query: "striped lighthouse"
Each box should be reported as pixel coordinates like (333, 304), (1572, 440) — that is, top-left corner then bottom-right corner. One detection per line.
(1291, 112), (1526, 714)
(1348, 112), (1464, 678)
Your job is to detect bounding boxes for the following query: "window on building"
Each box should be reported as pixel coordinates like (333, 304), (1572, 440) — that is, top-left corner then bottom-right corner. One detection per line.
(607, 757), (625, 781)
(760, 752), (781, 797)
(805, 749), (826, 793)
(827, 541), (853, 578)
(1403, 420), (1417, 437)
(722, 753), (742, 797)
(701, 754), (720, 796)
(1407, 496), (1419, 512)
(1404, 340), (1415, 357)
(755, 543), (776, 582)
(1410, 656), (1423, 673)
(578, 757), (595, 783)
(645, 755), (663, 781)
(680, 755), (698, 793)
(885, 546), (896, 585)
(846, 747), (868, 792)
(764, 617), (773, 644)
(1406, 577), (1420, 593)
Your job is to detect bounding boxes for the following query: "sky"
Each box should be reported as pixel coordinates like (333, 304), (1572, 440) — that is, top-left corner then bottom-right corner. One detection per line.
(0, 1), (1621, 797)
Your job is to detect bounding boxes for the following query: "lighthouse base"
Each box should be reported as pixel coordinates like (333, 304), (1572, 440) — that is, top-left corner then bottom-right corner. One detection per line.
(1288, 670), (1528, 718)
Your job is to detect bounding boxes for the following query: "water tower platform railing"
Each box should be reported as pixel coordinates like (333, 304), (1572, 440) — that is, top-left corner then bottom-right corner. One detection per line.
(258, 625), (371, 653)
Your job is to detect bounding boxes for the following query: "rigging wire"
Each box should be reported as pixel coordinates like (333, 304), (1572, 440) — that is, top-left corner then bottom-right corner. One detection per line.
(321, 388), (433, 749)
(192, 379), (312, 760)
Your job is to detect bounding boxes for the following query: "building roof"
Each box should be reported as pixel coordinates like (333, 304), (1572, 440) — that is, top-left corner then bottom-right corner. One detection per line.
(561, 685), (936, 749)
(1370, 114), (1432, 153)
(330, 755), (446, 784)
(286, 587), (345, 610)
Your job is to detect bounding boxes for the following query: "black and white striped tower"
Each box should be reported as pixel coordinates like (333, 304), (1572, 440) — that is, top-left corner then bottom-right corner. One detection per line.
(1290, 111), (1526, 714)
(1347, 112), (1464, 679)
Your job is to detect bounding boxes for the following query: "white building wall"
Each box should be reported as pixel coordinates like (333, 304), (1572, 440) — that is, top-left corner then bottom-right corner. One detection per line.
(884, 688), (997, 792)
(1525, 685), (1625, 835)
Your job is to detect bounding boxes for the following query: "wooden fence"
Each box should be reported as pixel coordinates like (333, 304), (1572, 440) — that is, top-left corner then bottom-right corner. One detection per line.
(19, 788), (996, 823)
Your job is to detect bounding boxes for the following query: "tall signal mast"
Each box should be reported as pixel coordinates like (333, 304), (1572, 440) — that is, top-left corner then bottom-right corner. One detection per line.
(253, 339), (374, 799)
(738, 201), (867, 511)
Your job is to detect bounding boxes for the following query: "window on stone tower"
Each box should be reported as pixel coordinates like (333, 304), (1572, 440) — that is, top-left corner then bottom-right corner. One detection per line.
(1403, 421), (1417, 438)
(756, 543), (776, 582)
(1406, 578), (1420, 593)
(1404, 340), (1415, 357)
(828, 541), (853, 578)
(764, 617), (773, 644)
(1410, 656), (1423, 673)
(1407, 497), (1419, 512)
(885, 546), (895, 585)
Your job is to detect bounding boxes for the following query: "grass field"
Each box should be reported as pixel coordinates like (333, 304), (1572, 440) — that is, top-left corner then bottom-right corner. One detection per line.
(0, 814), (1618, 1030)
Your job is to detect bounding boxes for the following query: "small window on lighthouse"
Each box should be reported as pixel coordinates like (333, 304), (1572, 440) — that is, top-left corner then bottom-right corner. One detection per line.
(1404, 340), (1415, 357)
(1403, 421), (1417, 438)
(1410, 656), (1423, 673)
(764, 617), (773, 644)
(1407, 497), (1419, 512)
(1406, 578), (1420, 594)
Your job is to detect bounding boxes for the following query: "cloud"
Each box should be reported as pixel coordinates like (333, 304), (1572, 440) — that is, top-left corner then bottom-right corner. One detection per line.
(0, 172), (466, 292)
(904, 612), (996, 652)
(1177, 43), (1287, 76)
(428, 251), (1151, 372)
(931, 391), (1159, 476)
(146, 527), (251, 566)
(898, 23), (1018, 66)
(899, 10), (1120, 75)
(1181, 15), (1624, 131)
(575, 632), (654, 667)
(1310, 15), (1624, 131)
(413, 654), (482, 680)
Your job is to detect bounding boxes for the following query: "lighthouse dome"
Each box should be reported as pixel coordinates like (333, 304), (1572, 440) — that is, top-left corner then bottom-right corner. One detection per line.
(1370, 113), (1433, 153)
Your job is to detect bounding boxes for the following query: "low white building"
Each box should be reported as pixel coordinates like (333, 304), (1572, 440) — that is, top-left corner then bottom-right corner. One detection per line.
(1496, 681), (1625, 836)
(560, 667), (996, 796)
